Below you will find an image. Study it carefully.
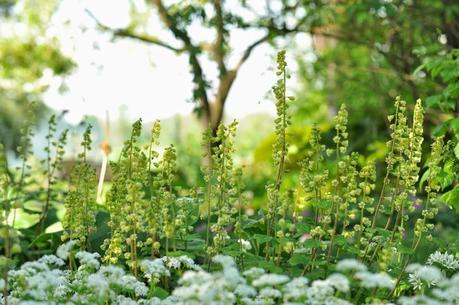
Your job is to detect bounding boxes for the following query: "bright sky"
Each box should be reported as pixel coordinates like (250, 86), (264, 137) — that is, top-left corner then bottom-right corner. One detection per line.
(42, 0), (309, 124)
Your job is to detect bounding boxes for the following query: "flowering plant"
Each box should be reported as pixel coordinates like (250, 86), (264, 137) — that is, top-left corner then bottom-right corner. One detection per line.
(2, 245), (458, 305)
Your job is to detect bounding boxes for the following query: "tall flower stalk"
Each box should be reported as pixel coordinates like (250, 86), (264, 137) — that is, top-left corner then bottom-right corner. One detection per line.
(145, 120), (161, 257)
(266, 50), (292, 261)
(102, 119), (147, 276)
(157, 144), (177, 254)
(62, 125), (97, 250)
(203, 120), (238, 257)
(39, 115), (68, 233)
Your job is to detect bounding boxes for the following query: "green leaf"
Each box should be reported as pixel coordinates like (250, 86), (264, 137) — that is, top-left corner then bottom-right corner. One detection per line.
(441, 187), (459, 211)
(166, 251), (195, 259)
(432, 122), (450, 137)
(288, 254), (309, 266)
(419, 169), (430, 190)
(253, 234), (273, 244)
(454, 142), (459, 159)
(150, 286), (169, 299)
(398, 245), (414, 255)
(425, 94), (442, 109)
(303, 239), (322, 249)
(258, 260), (283, 273)
(294, 223), (311, 236)
(312, 199), (333, 209)
(334, 235), (347, 247)
(221, 243), (242, 256)
(28, 232), (57, 248)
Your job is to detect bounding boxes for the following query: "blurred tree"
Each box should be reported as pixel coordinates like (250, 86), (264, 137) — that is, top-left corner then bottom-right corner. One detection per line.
(293, 0), (459, 150)
(0, 0), (74, 152)
(87, 0), (322, 135)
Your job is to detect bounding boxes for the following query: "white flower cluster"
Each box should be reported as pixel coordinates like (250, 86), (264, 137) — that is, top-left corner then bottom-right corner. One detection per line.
(355, 271), (395, 289)
(238, 239), (252, 252)
(406, 264), (443, 290)
(169, 255), (390, 305)
(76, 251), (101, 270)
(2, 245), (200, 305)
(56, 240), (78, 260)
(400, 273), (459, 305)
(2, 248), (459, 305)
(427, 251), (459, 271)
(336, 259), (367, 273)
(140, 255), (202, 284)
(161, 256), (202, 271)
(140, 259), (170, 284)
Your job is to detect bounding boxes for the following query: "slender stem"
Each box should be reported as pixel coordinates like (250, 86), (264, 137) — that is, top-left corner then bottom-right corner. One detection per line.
(371, 103), (400, 228)
(327, 127), (341, 263)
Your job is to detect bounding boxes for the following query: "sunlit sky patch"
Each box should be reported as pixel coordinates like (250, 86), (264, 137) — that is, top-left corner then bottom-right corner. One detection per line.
(42, 0), (311, 124)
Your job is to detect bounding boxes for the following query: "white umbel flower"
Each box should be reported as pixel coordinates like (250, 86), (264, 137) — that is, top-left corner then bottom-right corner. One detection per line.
(56, 240), (77, 260)
(326, 273), (350, 293)
(140, 259), (171, 284)
(76, 251), (101, 270)
(238, 239), (252, 252)
(407, 264), (443, 290)
(252, 274), (290, 287)
(336, 259), (367, 273)
(355, 271), (394, 289)
(427, 251), (459, 270)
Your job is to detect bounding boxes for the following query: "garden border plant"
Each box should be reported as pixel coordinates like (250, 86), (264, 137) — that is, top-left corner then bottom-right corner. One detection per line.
(1, 50), (458, 305)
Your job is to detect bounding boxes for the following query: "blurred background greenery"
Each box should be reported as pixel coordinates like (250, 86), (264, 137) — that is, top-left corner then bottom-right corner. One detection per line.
(1, 0), (459, 257)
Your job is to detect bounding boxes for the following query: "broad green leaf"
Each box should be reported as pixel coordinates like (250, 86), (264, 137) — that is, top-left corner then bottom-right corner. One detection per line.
(303, 239), (322, 249)
(454, 142), (459, 159)
(288, 254), (309, 266)
(441, 188), (459, 211)
(253, 234), (273, 244)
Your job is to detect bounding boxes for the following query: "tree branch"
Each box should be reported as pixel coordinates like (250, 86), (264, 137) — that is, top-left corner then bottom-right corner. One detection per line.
(150, 0), (211, 125)
(85, 9), (182, 53)
(213, 0), (227, 76)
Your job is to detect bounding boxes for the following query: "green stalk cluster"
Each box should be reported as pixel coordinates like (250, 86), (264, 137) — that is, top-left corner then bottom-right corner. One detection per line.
(62, 125), (97, 249)
(295, 96), (435, 272)
(102, 119), (148, 275)
(0, 144), (11, 246)
(414, 136), (444, 241)
(0, 143), (13, 303)
(266, 50), (292, 258)
(299, 127), (331, 248)
(3, 51), (450, 287)
(354, 161), (376, 249)
(355, 98), (426, 264)
(39, 115), (69, 233)
(1, 102), (37, 303)
(145, 121), (161, 256)
(16, 102), (37, 190)
(372, 97), (409, 228)
(156, 144), (178, 254)
(328, 105), (352, 259)
(391, 99), (424, 238)
(203, 120), (239, 256)
(102, 120), (192, 271)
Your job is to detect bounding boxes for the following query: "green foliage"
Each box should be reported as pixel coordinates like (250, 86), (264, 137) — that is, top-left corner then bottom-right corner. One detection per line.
(202, 120), (240, 256)
(265, 50), (292, 259)
(102, 119), (148, 275)
(39, 115), (69, 233)
(417, 48), (459, 211)
(62, 125), (97, 249)
(0, 51), (458, 304)
(294, 0), (459, 151)
(0, 0), (73, 152)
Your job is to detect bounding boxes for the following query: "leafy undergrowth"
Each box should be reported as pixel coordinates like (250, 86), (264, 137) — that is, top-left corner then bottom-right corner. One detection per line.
(2, 243), (459, 305)
(1, 51), (459, 304)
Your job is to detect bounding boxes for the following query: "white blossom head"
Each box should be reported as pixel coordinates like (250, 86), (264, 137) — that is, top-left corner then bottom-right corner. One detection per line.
(56, 240), (77, 260)
(427, 251), (459, 271)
